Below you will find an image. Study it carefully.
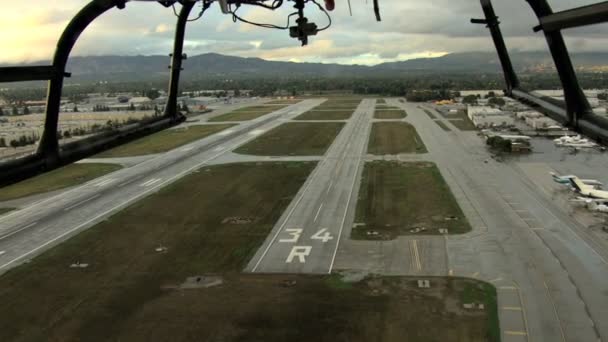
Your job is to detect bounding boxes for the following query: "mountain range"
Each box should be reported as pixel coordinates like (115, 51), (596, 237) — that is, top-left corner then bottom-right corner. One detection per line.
(5, 51), (608, 83)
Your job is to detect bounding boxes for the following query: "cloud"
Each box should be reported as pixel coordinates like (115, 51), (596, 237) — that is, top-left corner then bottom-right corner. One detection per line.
(1, 0), (607, 65)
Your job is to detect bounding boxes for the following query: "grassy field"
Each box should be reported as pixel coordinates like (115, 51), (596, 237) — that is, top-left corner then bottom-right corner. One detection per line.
(315, 99), (361, 110)
(368, 122), (427, 155)
(450, 118), (477, 131)
(235, 122), (344, 156)
(0, 208), (15, 215)
(0, 163), (122, 202)
(295, 109), (354, 120)
(208, 105), (286, 122)
(0, 161), (496, 341)
(265, 99), (301, 105)
(374, 109), (407, 119)
(97, 124), (235, 157)
(353, 161), (472, 239)
(435, 120), (452, 131)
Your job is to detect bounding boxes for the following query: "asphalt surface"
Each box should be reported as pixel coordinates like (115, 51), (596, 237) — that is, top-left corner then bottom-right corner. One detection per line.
(0, 99), (324, 275)
(396, 101), (608, 342)
(2, 96), (608, 342)
(246, 99), (374, 274)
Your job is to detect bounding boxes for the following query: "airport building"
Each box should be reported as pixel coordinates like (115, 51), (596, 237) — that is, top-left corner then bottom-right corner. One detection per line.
(467, 106), (515, 128)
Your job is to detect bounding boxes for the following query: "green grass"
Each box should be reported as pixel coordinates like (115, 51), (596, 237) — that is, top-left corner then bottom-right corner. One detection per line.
(235, 122), (344, 156)
(459, 279), (500, 342)
(98, 124), (235, 157)
(0, 208), (15, 215)
(435, 120), (452, 131)
(450, 118), (477, 131)
(376, 99), (386, 104)
(353, 161), (472, 239)
(294, 109), (354, 120)
(0, 162), (316, 342)
(0, 163), (122, 202)
(374, 110), (407, 119)
(208, 105), (286, 122)
(0, 162), (495, 342)
(368, 122), (427, 155)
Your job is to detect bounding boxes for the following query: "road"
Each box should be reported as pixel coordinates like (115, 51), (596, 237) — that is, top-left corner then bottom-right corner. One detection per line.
(0, 99), (324, 275)
(246, 99), (374, 274)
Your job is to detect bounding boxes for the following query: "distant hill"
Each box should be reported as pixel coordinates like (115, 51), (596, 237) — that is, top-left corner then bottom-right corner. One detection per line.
(4, 51), (608, 83)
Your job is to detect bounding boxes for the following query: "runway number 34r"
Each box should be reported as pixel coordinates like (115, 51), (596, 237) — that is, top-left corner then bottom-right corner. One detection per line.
(281, 228), (334, 263)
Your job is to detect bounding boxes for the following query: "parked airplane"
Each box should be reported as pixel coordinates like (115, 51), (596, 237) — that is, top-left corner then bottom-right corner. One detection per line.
(568, 177), (608, 200)
(550, 172), (603, 188)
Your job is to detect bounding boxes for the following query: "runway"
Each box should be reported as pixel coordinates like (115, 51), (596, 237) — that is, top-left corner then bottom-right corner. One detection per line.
(0, 99), (324, 275)
(246, 99), (374, 274)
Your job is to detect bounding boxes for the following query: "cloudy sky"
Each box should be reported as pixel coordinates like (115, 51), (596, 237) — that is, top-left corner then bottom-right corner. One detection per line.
(1, 0), (606, 65)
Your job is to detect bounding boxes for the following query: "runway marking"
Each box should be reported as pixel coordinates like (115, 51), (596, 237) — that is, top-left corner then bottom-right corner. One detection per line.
(286, 246), (311, 263)
(503, 306), (522, 311)
(311, 228), (334, 243)
(213, 146), (224, 152)
(218, 129), (233, 136)
(326, 180), (333, 194)
(448, 269), (454, 276)
(514, 209), (529, 213)
(181, 146), (194, 152)
(313, 203), (324, 222)
(499, 286), (518, 291)
(410, 240), (422, 271)
(93, 178), (116, 187)
(140, 178), (162, 187)
(249, 129), (265, 136)
(489, 277), (503, 283)
(63, 194), (100, 211)
(504, 331), (527, 336)
(472, 271), (480, 278)
(279, 228), (302, 243)
(0, 221), (39, 241)
(0, 251), (5, 256)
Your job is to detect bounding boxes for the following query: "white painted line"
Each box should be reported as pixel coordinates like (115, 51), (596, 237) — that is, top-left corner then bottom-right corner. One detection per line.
(0, 221), (39, 241)
(326, 180), (334, 194)
(499, 286), (518, 291)
(448, 269), (454, 276)
(63, 194), (100, 212)
(503, 306), (522, 311)
(93, 178), (115, 187)
(140, 178), (162, 187)
(472, 271), (480, 278)
(0, 251), (5, 256)
(213, 146), (224, 152)
(181, 146), (194, 152)
(489, 277), (503, 283)
(411, 240), (422, 271)
(218, 129), (234, 136)
(313, 203), (324, 222)
(504, 331), (527, 336)
(249, 129), (265, 136)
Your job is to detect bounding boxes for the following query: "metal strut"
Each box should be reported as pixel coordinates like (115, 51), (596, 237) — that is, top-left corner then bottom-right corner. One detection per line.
(37, 0), (126, 168)
(472, 0), (520, 95)
(526, 0), (593, 128)
(164, 1), (196, 118)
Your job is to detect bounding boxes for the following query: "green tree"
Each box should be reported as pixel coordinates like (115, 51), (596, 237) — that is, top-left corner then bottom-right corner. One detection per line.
(181, 103), (190, 113)
(129, 103), (135, 111)
(0, 107), (4, 116)
(234, 88), (241, 97)
(462, 95), (478, 105)
(11, 106), (18, 115)
(488, 97), (506, 107)
(10, 139), (19, 148)
(22, 106), (30, 115)
(73, 105), (79, 112)
(0, 137), (6, 147)
(145, 89), (160, 100)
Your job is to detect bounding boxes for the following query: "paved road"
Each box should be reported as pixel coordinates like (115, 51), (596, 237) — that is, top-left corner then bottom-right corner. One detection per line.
(246, 99), (374, 274)
(393, 101), (608, 342)
(0, 99), (324, 275)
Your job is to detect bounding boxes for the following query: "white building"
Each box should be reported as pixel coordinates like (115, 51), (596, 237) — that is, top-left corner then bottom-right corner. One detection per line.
(467, 106), (514, 128)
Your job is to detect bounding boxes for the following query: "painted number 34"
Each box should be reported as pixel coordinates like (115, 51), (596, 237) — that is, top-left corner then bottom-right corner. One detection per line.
(279, 228), (334, 243)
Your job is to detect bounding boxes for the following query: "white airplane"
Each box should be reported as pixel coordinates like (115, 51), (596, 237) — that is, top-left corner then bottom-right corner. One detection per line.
(589, 201), (608, 213)
(568, 177), (608, 200)
(553, 135), (597, 148)
(550, 172), (603, 188)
